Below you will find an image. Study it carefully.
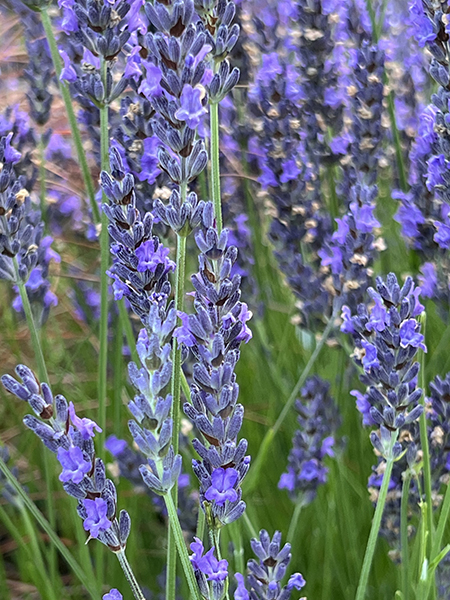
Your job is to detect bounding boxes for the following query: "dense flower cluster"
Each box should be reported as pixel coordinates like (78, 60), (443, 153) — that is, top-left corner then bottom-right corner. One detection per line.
(279, 376), (341, 505)
(343, 273), (425, 454)
(179, 207), (252, 527)
(234, 530), (305, 600)
(1, 365), (130, 550)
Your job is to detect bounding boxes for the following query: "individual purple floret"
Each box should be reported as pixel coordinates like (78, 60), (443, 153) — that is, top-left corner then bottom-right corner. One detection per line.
(279, 376), (341, 505)
(103, 590), (123, 600)
(234, 530), (305, 600)
(190, 537), (228, 600)
(1, 366), (130, 551)
(179, 204), (252, 527)
(343, 274), (425, 456)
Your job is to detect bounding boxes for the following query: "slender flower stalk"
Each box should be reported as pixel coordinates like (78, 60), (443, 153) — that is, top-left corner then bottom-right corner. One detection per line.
(355, 433), (398, 600)
(210, 101), (222, 232)
(38, 7), (99, 223)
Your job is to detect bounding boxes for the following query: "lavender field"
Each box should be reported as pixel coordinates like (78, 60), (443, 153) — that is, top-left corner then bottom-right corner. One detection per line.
(0, 0), (449, 598)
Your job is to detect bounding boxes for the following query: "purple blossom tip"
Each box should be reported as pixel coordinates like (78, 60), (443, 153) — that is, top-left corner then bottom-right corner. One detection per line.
(69, 402), (102, 440)
(83, 498), (112, 538)
(205, 467), (239, 506)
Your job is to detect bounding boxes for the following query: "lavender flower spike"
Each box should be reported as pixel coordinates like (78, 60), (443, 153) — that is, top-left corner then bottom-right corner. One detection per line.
(235, 530), (306, 600)
(343, 274), (425, 456)
(1, 366), (130, 551)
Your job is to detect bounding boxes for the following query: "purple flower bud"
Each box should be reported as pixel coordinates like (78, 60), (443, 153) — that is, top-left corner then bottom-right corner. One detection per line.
(174, 84), (208, 130)
(68, 402), (102, 440)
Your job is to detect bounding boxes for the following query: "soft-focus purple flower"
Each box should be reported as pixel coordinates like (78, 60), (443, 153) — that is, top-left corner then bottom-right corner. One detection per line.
(234, 573), (249, 600)
(259, 164), (278, 189)
(83, 498), (112, 538)
(103, 590), (123, 600)
(174, 85), (208, 130)
(350, 202), (381, 233)
(340, 305), (355, 334)
(258, 53), (283, 85)
(135, 242), (175, 274)
(138, 62), (163, 98)
(427, 154), (446, 190)
(399, 319), (426, 351)
(278, 469), (295, 492)
(287, 573), (306, 591)
(174, 312), (196, 346)
(299, 459), (327, 483)
(45, 133), (72, 160)
(361, 340), (379, 371)
(205, 467), (238, 506)
(418, 262), (437, 298)
(190, 537), (228, 581)
(59, 49), (77, 83)
(351, 390), (375, 426)
(138, 136), (161, 184)
(69, 402), (102, 440)
(280, 159), (301, 183)
(3, 133), (21, 164)
(105, 435), (128, 457)
(235, 304), (253, 343)
(57, 446), (91, 484)
(434, 219), (450, 249)
(332, 218), (350, 244)
(318, 246), (343, 274)
(366, 294), (387, 332)
(320, 436), (335, 458)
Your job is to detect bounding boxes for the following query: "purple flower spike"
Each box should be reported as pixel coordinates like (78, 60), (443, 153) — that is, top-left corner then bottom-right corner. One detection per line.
(174, 84), (208, 130)
(57, 446), (91, 484)
(3, 133), (21, 164)
(83, 498), (112, 538)
(205, 467), (239, 506)
(69, 402), (102, 440)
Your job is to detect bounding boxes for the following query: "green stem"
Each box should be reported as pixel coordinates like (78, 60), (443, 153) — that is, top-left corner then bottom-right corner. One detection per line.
(114, 311), (124, 437)
(355, 433), (398, 600)
(243, 511), (258, 540)
(164, 493), (203, 600)
(244, 302), (339, 494)
(118, 299), (139, 364)
(401, 472), (412, 600)
(98, 56), (110, 457)
(13, 258), (57, 586)
(210, 102), (222, 233)
(115, 549), (146, 600)
(97, 56), (110, 591)
(196, 506), (206, 541)
(0, 456), (98, 600)
(14, 258), (49, 382)
(39, 8), (99, 223)
(387, 91), (407, 191)
(287, 501), (303, 543)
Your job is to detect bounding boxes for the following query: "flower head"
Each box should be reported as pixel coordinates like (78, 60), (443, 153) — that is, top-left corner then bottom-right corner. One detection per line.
(190, 537), (228, 581)
(69, 402), (102, 440)
(174, 85), (208, 130)
(57, 446), (91, 484)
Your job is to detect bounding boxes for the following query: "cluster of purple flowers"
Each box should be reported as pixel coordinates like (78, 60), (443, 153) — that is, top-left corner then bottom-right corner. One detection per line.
(102, 149), (182, 496)
(343, 273), (425, 454)
(177, 206), (252, 527)
(278, 376), (341, 505)
(1, 365), (130, 549)
(233, 530), (305, 600)
(0, 133), (59, 324)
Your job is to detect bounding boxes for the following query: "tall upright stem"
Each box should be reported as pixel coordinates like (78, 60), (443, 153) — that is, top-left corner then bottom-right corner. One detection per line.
(39, 8), (100, 224)
(167, 180), (187, 600)
(115, 550), (146, 600)
(210, 102), (222, 233)
(38, 135), (48, 226)
(401, 472), (412, 600)
(98, 57), (110, 459)
(355, 433), (398, 600)
(164, 493), (204, 600)
(13, 258), (57, 587)
(97, 56), (110, 592)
